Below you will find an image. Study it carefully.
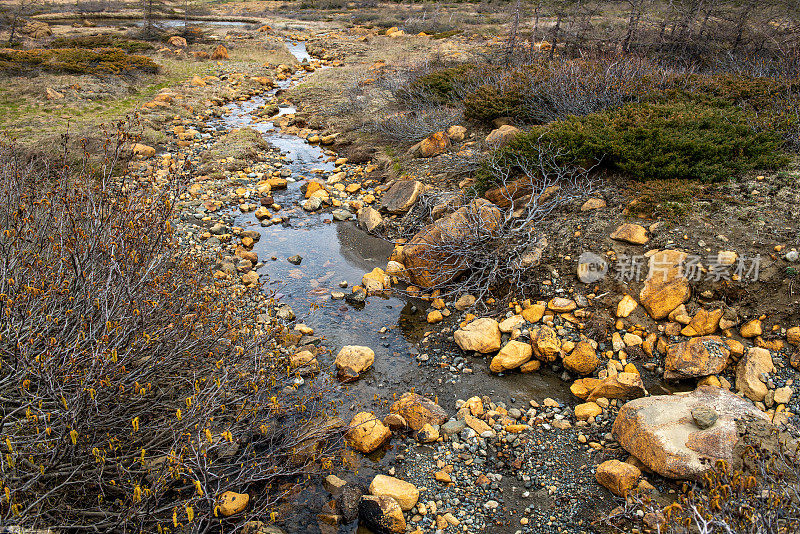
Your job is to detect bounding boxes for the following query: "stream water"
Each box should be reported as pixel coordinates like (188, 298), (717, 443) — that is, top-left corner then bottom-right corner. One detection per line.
(213, 41), (571, 533)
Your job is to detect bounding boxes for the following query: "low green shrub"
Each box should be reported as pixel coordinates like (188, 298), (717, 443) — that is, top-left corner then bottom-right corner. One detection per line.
(0, 48), (160, 76)
(401, 63), (477, 104)
(48, 34), (154, 53)
(483, 101), (788, 189)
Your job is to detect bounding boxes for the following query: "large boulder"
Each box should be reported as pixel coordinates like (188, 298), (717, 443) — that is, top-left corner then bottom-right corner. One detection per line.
(489, 340), (532, 372)
(639, 250), (691, 320)
(454, 317), (502, 354)
(335, 346), (375, 381)
(359, 495), (406, 533)
(401, 199), (503, 288)
(612, 386), (770, 479)
(369, 475), (419, 511)
(736, 347), (774, 402)
(346, 412), (391, 454)
(664, 336), (731, 380)
(390, 392), (447, 431)
(380, 180), (425, 214)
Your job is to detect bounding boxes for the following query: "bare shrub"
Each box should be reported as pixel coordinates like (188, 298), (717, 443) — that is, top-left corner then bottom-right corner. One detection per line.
(365, 105), (463, 143)
(397, 138), (596, 301)
(0, 131), (339, 532)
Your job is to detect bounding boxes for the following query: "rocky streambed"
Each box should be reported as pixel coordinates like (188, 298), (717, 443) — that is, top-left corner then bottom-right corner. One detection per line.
(130, 30), (800, 534)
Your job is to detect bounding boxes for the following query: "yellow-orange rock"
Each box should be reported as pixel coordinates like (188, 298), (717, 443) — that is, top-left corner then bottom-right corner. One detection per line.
(563, 340), (600, 375)
(664, 336), (730, 380)
(596, 460), (640, 496)
(390, 392), (447, 432)
(346, 412), (391, 453)
(211, 45), (229, 60)
(419, 131), (450, 157)
(610, 223), (649, 245)
(489, 340), (532, 373)
(402, 199), (502, 288)
(218, 491), (249, 516)
(639, 250), (690, 320)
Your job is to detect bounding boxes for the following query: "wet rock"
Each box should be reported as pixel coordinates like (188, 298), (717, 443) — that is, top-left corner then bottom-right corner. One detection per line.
(639, 250), (690, 319)
(332, 209), (352, 221)
(664, 336), (731, 380)
(401, 199), (502, 288)
(563, 340), (600, 375)
(346, 412), (391, 454)
(337, 484), (364, 523)
(369, 475), (419, 511)
(485, 125), (520, 147)
(275, 304), (294, 321)
(335, 346), (375, 381)
(489, 340), (532, 373)
(390, 392), (447, 431)
(572, 373), (646, 401)
(324, 474), (348, 495)
(596, 460), (640, 497)
(613, 386), (770, 479)
(735, 347), (774, 402)
(358, 495), (406, 534)
(362, 267), (390, 293)
(302, 197), (322, 211)
(380, 180), (425, 214)
(358, 206), (383, 232)
(454, 317), (502, 354)
(218, 491), (249, 516)
(610, 223), (649, 245)
(288, 255), (302, 265)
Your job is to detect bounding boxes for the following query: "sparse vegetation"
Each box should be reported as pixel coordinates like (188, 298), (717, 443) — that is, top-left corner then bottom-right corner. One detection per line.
(0, 48), (160, 75)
